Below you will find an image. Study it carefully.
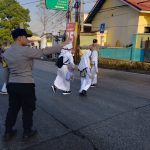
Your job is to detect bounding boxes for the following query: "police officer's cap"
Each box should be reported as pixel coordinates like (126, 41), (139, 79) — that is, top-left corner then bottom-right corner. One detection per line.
(11, 28), (32, 39)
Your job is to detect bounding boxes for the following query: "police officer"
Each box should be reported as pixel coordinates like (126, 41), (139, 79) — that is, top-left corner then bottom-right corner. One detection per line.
(2, 28), (69, 141)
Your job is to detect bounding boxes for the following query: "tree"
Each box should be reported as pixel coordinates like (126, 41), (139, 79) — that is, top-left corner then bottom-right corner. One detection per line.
(0, 0), (31, 45)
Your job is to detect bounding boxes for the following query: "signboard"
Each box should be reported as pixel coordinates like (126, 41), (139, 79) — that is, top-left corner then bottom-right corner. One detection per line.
(100, 23), (105, 33)
(66, 23), (77, 48)
(45, 0), (68, 11)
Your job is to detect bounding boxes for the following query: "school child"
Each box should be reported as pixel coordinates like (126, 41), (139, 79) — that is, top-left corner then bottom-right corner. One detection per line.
(78, 50), (92, 96)
(91, 39), (99, 87)
(0, 55), (8, 95)
(0, 82), (7, 95)
(51, 43), (75, 95)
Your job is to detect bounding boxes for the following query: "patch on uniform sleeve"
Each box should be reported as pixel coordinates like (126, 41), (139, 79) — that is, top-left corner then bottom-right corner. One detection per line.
(2, 57), (8, 68)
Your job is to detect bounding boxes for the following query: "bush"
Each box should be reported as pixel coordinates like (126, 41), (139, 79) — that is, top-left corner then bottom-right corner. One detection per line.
(99, 58), (150, 73)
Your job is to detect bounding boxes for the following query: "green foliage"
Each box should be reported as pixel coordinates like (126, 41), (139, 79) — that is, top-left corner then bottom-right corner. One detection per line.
(0, 0), (32, 44)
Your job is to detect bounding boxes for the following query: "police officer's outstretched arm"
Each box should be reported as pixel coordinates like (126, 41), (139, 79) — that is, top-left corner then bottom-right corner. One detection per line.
(25, 40), (71, 59)
(8, 28), (71, 59)
(43, 40), (70, 55)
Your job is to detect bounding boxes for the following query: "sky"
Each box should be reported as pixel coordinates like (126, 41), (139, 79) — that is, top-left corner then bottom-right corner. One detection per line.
(18, 0), (96, 35)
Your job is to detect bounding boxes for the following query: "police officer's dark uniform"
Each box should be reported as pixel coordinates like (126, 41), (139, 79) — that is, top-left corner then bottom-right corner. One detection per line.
(3, 28), (66, 141)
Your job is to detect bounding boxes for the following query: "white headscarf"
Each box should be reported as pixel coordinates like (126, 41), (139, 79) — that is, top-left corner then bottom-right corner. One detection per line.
(78, 49), (91, 71)
(63, 43), (73, 50)
(59, 43), (74, 65)
(59, 43), (73, 57)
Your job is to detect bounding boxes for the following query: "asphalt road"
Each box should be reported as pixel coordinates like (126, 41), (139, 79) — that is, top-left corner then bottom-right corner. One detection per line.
(0, 60), (150, 150)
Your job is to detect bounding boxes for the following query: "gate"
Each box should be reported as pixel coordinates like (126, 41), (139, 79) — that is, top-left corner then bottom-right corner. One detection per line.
(144, 37), (150, 62)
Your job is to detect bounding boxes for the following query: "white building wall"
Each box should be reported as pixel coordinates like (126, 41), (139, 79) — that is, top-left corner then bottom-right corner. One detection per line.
(92, 0), (139, 47)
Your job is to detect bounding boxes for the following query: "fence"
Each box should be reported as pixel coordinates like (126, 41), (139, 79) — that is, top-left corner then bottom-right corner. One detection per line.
(99, 34), (150, 62)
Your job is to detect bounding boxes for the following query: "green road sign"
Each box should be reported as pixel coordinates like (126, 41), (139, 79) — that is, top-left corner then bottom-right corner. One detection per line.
(45, 0), (68, 11)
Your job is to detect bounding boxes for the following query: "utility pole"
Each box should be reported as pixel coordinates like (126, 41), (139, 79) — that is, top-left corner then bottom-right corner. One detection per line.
(74, 0), (81, 63)
(39, 0), (48, 49)
(66, 0), (72, 24)
(80, 0), (84, 32)
(42, 0), (46, 33)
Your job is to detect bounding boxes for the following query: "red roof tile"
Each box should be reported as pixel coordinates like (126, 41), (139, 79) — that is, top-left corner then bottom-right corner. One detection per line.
(122, 0), (150, 11)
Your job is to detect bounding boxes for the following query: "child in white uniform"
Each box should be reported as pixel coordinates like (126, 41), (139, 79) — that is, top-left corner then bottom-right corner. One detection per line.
(78, 50), (92, 96)
(91, 39), (99, 87)
(0, 82), (7, 94)
(79, 39), (100, 87)
(0, 58), (8, 95)
(91, 50), (98, 87)
(51, 43), (75, 95)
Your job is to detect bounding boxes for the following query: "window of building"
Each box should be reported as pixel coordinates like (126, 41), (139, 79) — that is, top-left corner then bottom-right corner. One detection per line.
(144, 27), (150, 33)
(84, 26), (92, 33)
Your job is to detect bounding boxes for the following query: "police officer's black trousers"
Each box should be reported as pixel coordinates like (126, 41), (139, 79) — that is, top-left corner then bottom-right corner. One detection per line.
(5, 83), (36, 133)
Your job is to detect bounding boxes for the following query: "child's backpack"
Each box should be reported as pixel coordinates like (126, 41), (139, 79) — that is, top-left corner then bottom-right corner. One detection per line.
(55, 56), (64, 68)
(80, 68), (87, 77)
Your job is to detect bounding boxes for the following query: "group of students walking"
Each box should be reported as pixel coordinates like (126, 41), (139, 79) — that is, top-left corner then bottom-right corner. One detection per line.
(51, 39), (99, 96)
(0, 27), (99, 142)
